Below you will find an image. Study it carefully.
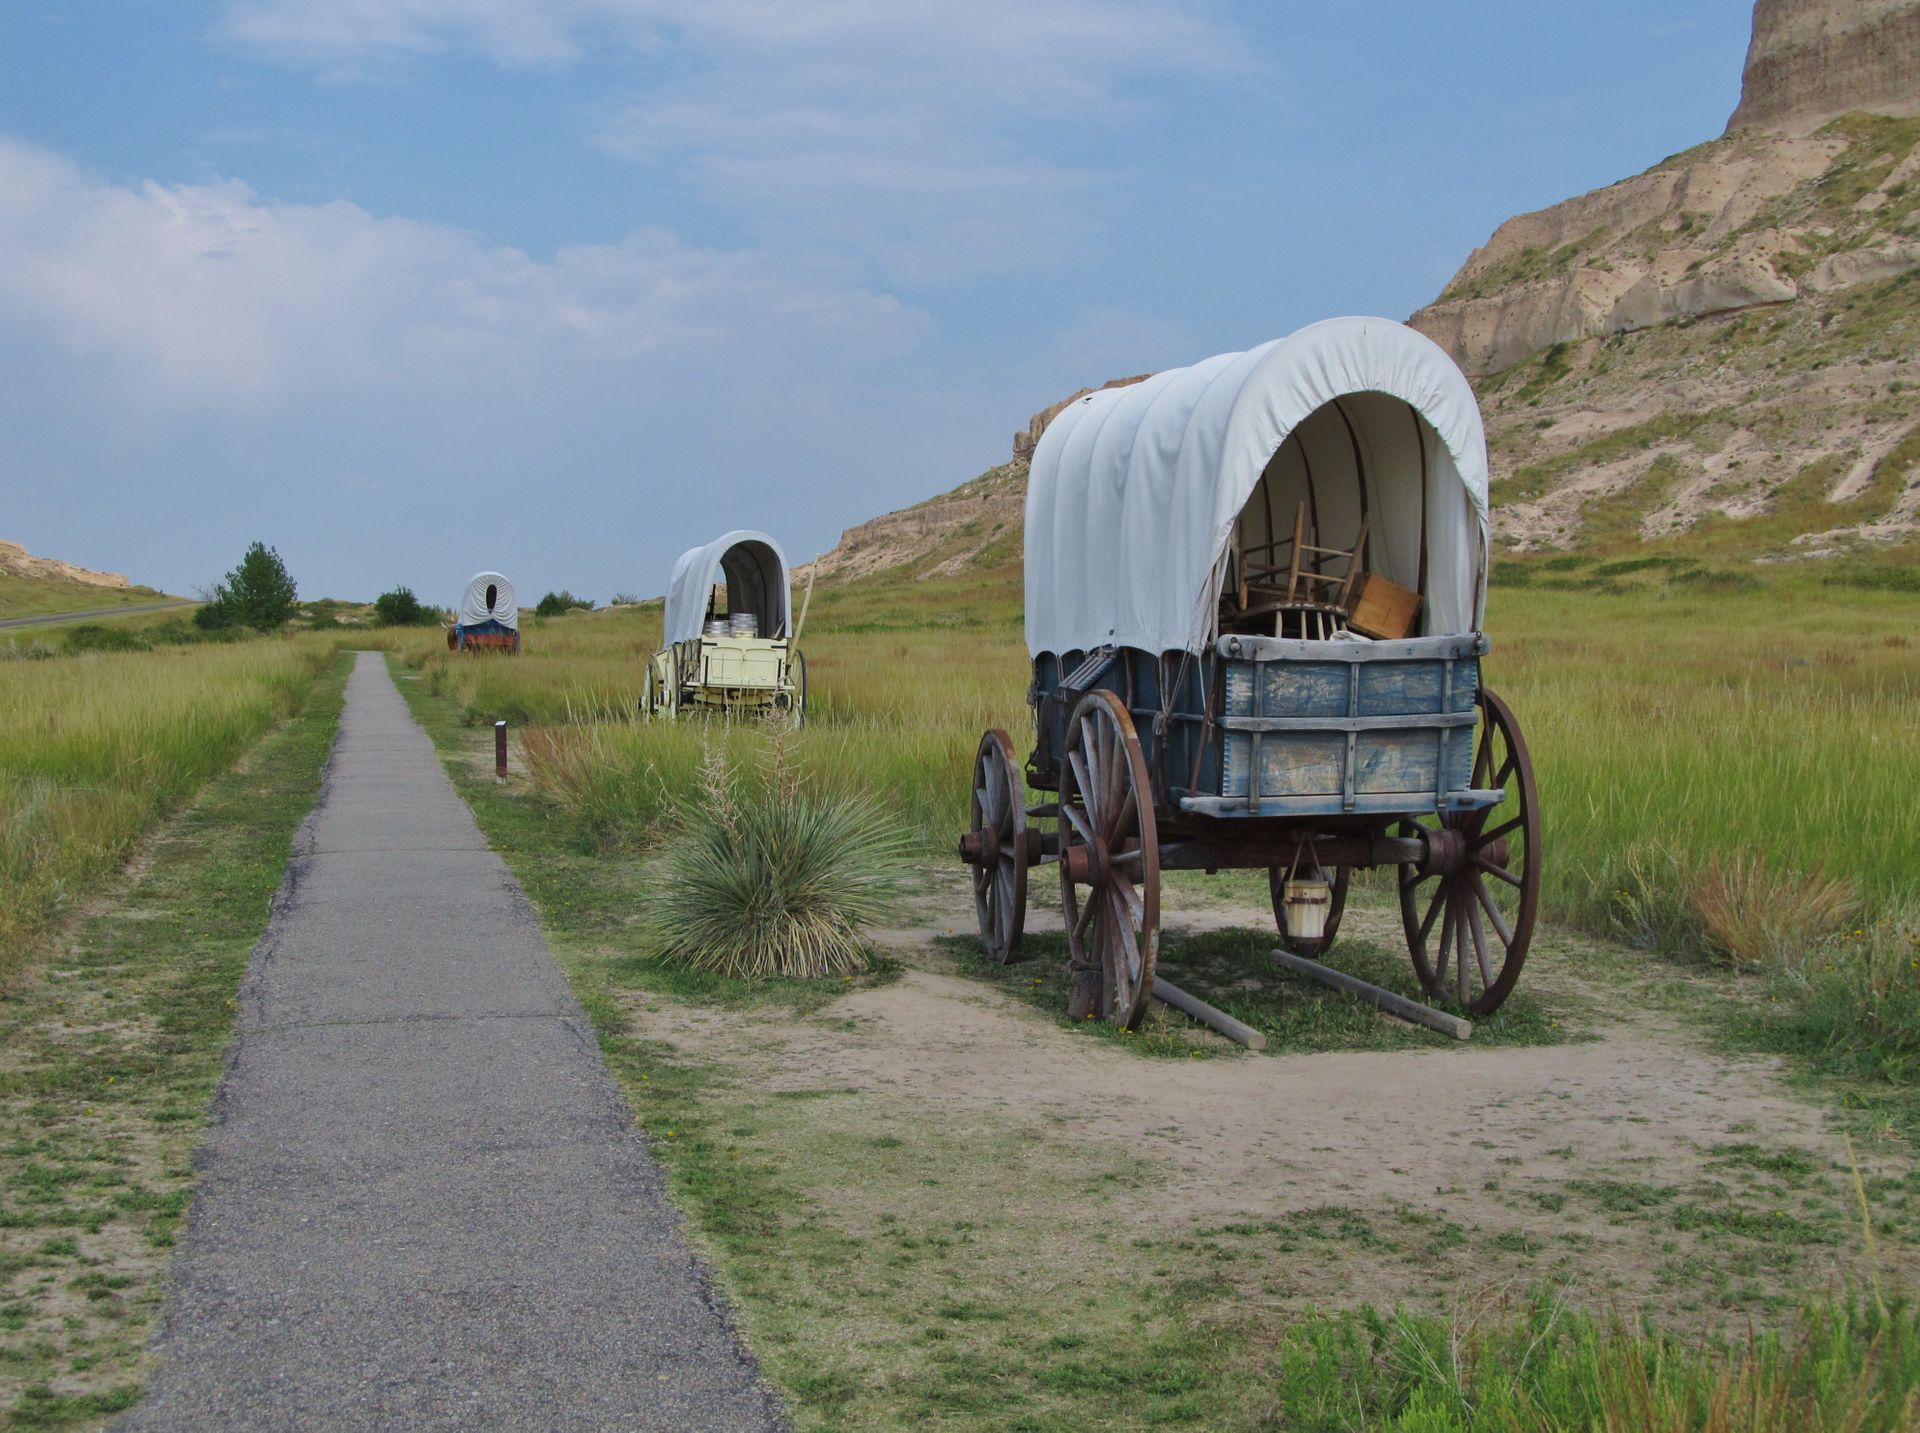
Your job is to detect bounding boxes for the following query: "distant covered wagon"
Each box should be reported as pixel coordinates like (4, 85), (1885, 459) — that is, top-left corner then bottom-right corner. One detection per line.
(641, 531), (810, 720)
(447, 571), (520, 653)
(959, 316), (1541, 1028)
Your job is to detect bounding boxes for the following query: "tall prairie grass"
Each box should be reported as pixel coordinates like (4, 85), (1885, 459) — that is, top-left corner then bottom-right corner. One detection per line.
(416, 570), (1919, 954)
(1487, 584), (1919, 950)
(0, 638), (339, 981)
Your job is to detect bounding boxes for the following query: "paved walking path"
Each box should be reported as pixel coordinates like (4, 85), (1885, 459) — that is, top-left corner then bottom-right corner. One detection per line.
(128, 653), (780, 1431)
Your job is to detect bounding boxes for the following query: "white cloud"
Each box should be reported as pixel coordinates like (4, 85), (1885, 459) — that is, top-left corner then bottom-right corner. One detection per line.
(0, 135), (929, 411)
(217, 0), (1248, 281)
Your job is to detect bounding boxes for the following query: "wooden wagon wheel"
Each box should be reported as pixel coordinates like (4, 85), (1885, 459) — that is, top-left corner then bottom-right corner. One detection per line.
(1396, 687), (1539, 1015)
(642, 655), (681, 720)
(1268, 865), (1350, 958)
(1057, 691), (1160, 1029)
(969, 729), (1028, 963)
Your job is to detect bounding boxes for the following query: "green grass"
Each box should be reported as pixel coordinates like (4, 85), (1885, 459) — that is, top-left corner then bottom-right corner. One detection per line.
(0, 636), (350, 979)
(396, 658), (1920, 1430)
(0, 653), (347, 1426)
(945, 918), (1586, 1057)
(383, 558), (1920, 1120)
(0, 573), (180, 622)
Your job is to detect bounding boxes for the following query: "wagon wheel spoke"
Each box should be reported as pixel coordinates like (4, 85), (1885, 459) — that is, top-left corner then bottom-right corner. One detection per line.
(1073, 889), (1101, 940)
(1111, 785), (1138, 842)
(1081, 740), (1104, 823)
(1466, 893), (1494, 990)
(1470, 872), (1514, 946)
(1475, 856), (1523, 888)
(1061, 799), (1095, 849)
(1418, 884), (1446, 944)
(1108, 889), (1142, 978)
(1112, 875), (1145, 925)
(1474, 813), (1525, 849)
(1457, 899), (1474, 1007)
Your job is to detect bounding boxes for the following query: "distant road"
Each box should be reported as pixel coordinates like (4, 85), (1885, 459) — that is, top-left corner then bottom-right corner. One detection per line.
(0, 600), (198, 631)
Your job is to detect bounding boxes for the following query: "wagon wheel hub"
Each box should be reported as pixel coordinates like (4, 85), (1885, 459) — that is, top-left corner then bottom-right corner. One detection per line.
(1419, 826), (1469, 879)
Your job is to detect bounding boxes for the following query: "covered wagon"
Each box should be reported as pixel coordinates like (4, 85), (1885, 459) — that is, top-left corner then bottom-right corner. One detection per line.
(641, 531), (810, 721)
(447, 571), (520, 653)
(959, 316), (1540, 1028)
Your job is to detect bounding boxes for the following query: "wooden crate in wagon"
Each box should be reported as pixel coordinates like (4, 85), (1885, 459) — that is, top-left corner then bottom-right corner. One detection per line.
(959, 317), (1540, 1031)
(446, 571), (521, 653)
(640, 530), (812, 722)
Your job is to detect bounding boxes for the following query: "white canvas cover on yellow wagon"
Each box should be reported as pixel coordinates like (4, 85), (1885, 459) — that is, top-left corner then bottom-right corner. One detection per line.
(663, 531), (792, 646)
(1024, 316), (1490, 656)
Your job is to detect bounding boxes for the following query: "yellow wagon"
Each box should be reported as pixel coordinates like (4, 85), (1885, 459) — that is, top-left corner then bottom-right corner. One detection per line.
(641, 530), (810, 722)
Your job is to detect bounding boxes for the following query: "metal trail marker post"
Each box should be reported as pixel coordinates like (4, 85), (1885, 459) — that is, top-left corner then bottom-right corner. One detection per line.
(494, 720), (507, 778)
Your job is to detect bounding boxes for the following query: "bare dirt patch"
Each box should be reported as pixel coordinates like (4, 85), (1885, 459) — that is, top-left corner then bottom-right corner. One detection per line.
(621, 877), (1916, 1327)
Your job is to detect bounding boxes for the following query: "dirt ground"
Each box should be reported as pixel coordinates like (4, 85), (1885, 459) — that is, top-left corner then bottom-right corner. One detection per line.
(626, 875), (1918, 1327)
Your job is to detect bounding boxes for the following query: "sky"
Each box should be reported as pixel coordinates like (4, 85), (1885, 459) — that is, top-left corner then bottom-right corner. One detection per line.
(0, 1), (1754, 604)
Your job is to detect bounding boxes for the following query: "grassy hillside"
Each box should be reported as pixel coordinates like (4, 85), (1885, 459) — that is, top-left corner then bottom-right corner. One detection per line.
(0, 571), (178, 620)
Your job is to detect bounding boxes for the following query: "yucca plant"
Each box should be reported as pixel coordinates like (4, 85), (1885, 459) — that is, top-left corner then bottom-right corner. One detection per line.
(639, 726), (910, 978)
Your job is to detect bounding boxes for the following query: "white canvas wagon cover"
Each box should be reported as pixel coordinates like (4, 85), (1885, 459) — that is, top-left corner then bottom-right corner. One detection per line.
(1024, 316), (1490, 657)
(663, 531), (792, 646)
(455, 571), (518, 630)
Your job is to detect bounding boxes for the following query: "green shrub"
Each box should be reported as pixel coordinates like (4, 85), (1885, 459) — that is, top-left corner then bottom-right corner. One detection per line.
(61, 624), (148, 654)
(373, 585), (439, 627)
(1826, 564), (1920, 593)
(534, 590), (592, 617)
(639, 733), (910, 978)
(196, 541), (298, 630)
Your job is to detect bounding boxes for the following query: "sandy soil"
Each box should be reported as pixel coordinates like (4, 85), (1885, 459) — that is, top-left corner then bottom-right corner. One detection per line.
(625, 876), (1918, 1320)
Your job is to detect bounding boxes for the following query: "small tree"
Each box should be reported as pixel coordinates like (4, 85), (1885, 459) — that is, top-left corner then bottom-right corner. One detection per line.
(374, 585), (437, 626)
(198, 541), (298, 631)
(534, 590), (592, 617)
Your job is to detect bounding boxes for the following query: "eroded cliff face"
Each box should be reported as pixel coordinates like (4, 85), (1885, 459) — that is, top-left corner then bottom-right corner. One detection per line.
(1010, 374), (1152, 462)
(0, 539), (130, 589)
(1413, 1), (1920, 378)
(1729, 0), (1920, 133)
(1403, 0), (1920, 558)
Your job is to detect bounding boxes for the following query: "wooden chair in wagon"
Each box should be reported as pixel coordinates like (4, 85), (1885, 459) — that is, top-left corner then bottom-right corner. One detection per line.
(447, 571), (521, 653)
(640, 530), (810, 722)
(958, 316), (1540, 1029)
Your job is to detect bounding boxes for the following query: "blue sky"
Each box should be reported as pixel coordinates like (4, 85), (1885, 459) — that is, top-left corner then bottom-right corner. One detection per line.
(0, 1), (1752, 603)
